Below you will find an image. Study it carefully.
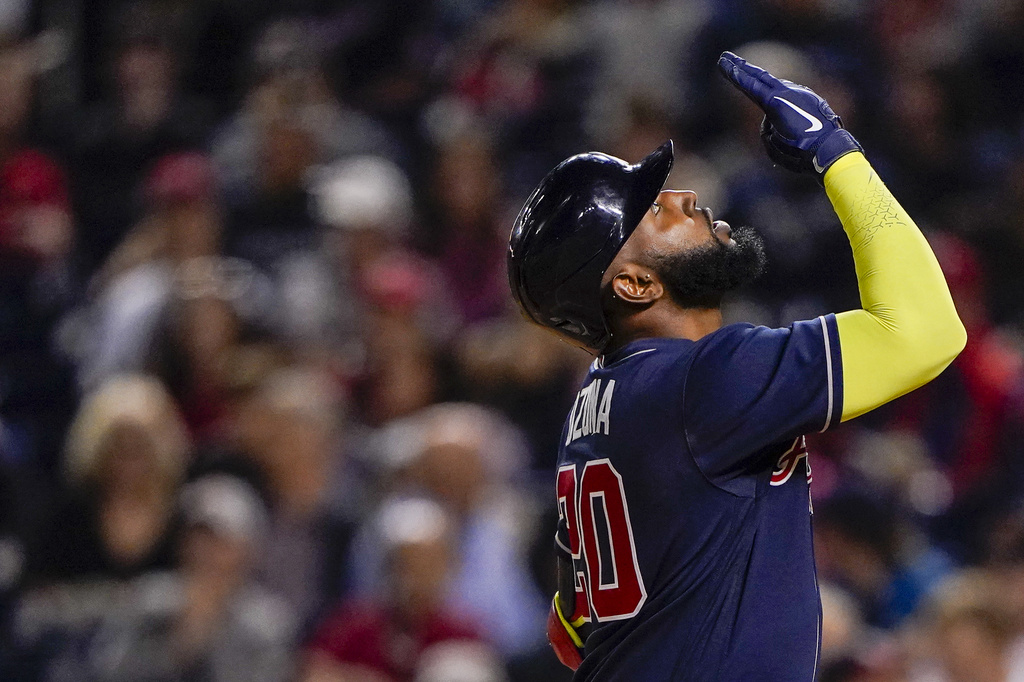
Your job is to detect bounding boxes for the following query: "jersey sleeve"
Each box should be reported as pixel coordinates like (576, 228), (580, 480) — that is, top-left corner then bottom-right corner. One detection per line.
(682, 315), (843, 485)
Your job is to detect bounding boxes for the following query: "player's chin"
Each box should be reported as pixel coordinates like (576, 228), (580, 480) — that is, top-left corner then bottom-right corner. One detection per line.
(647, 225), (767, 308)
(729, 225), (767, 281)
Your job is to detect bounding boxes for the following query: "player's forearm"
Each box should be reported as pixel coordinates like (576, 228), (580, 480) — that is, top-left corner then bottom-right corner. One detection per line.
(824, 152), (967, 420)
(556, 554), (577, 617)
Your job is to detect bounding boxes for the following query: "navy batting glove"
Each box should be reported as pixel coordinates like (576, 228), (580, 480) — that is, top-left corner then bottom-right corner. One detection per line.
(718, 51), (862, 178)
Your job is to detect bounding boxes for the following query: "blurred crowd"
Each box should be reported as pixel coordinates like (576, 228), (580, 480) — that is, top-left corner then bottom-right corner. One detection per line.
(1, 0), (1024, 681)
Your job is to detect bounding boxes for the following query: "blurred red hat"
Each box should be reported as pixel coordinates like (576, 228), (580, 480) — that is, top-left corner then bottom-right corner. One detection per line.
(144, 152), (217, 205)
(360, 253), (433, 312)
(0, 150), (71, 252)
(0, 149), (69, 210)
(928, 231), (990, 335)
(929, 231), (982, 293)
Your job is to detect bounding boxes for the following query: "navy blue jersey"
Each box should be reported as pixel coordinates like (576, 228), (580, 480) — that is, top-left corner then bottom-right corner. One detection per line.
(554, 316), (843, 681)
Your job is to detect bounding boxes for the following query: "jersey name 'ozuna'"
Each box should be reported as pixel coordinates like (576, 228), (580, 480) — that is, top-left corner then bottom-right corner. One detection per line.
(566, 379), (616, 445)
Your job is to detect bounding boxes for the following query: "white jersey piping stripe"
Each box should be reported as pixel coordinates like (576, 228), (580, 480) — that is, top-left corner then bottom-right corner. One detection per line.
(555, 533), (572, 555)
(812, 593), (821, 681)
(598, 347), (657, 369)
(616, 348), (657, 363)
(819, 316), (835, 432)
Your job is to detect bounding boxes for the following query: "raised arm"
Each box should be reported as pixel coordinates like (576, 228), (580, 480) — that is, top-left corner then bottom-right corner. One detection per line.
(719, 51), (966, 421)
(824, 154), (965, 419)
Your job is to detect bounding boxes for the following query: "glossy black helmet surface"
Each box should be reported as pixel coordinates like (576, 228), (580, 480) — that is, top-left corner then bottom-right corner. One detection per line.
(508, 141), (674, 350)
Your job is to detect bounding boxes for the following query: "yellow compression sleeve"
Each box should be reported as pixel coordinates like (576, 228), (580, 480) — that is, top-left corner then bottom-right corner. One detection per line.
(823, 152), (967, 421)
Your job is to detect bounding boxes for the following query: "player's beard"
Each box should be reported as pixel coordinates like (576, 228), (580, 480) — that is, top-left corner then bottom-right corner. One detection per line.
(643, 226), (767, 309)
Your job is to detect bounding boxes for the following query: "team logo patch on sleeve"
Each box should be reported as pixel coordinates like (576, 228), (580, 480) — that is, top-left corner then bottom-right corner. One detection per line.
(770, 437), (810, 486)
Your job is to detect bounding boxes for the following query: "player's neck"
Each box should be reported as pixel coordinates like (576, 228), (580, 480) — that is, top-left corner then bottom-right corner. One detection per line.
(605, 306), (723, 354)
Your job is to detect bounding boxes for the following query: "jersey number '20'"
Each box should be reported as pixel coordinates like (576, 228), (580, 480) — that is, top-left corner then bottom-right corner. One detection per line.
(558, 459), (647, 622)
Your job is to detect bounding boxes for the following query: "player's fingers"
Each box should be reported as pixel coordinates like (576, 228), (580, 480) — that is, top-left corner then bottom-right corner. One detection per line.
(718, 51), (783, 107)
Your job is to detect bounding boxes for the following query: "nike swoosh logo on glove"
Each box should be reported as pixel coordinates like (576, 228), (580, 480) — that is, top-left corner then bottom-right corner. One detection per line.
(774, 97), (824, 132)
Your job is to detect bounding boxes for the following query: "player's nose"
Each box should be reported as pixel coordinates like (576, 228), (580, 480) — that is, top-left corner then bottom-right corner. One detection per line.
(660, 189), (698, 216)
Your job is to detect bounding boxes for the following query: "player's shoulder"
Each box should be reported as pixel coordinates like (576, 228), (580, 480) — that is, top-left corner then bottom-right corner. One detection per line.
(691, 318), (832, 363)
(689, 321), (773, 360)
(685, 317), (838, 404)
(595, 321), (825, 373)
(695, 321), (762, 346)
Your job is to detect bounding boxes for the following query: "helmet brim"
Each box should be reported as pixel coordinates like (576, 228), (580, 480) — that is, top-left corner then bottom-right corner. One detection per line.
(617, 140), (675, 257)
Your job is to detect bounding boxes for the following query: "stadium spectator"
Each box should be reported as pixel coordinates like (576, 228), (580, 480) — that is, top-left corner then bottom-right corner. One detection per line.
(449, 0), (593, 162)
(453, 314), (585, 468)
(212, 20), (398, 273)
(151, 280), (245, 441)
(860, 233), (1024, 562)
(84, 474), (296, 682)
(243, 366), (361, 632)
(819, 582), (868, 669)
(284, 155), (456, 375)
(0, 35), (73, 266)
(74, 151), (228, 389)
(912, 570), (1024, 682)
(814, 489), (951, 630)
(28, 374), (188, 583)
(302, 497), (487, 682)
(351, 403), (546, 655)
(414, 641), (510, 682)
(875, 69), (963, 219)
(579, 0), (712, 143)
(0, 38), (79, 473)
(66, 8), (212, 274)
(352, 257), (458, 428)
(429, 130), (510, 323)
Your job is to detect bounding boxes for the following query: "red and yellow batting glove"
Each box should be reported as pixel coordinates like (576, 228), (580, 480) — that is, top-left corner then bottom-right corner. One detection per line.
(547, 592), (586, 670)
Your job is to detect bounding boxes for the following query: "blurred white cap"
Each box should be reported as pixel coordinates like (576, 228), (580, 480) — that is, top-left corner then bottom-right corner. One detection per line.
(371, 403), (528, 481)
(180, 475), (267, 544)
(65, 374), (189, 488)
(313, 156), (413, 232)
(378, 497), (451, 554)
(731, 41), (817, 86)
(415, 641), (508, 682)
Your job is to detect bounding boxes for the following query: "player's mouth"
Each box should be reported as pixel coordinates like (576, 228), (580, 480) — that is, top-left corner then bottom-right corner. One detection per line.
(700, 206), (714, 230)
(712, 220), (732, 241)
(700, 206), (733, 243)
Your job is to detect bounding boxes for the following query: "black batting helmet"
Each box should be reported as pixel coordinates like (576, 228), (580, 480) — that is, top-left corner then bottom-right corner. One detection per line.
(507, 141), (674, 350)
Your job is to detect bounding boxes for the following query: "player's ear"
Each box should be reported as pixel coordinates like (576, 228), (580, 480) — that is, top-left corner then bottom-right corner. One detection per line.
(609, 266), (663, 305)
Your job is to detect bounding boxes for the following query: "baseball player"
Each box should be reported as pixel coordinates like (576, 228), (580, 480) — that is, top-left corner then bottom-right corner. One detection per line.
(506, 52), (966, 680)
